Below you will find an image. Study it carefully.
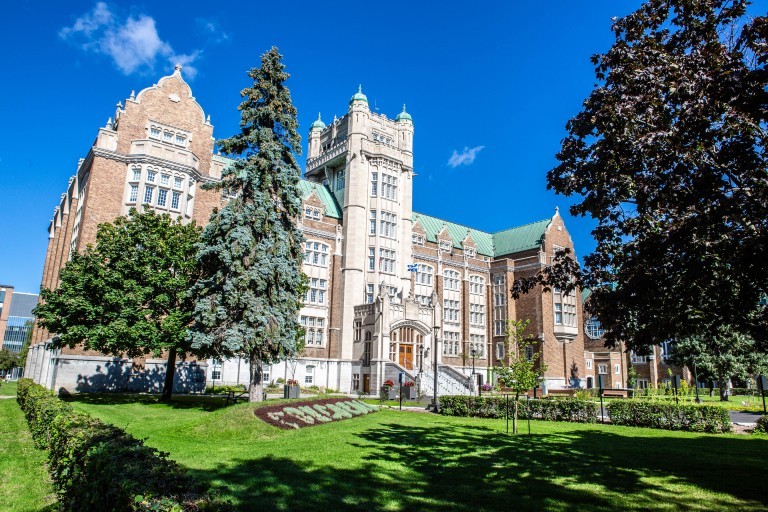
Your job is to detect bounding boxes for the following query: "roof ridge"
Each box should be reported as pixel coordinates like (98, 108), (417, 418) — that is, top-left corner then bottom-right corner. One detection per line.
(413, 211), (490, 235)
(491, 218), (551, 235)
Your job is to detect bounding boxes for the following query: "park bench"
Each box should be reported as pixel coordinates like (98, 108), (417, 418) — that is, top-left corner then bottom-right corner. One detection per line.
(225, 390), (248, 406)
(602, 389), (628, 398)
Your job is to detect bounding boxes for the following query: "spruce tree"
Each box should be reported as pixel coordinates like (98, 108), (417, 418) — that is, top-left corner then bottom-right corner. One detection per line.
(189, 47), (305, 402)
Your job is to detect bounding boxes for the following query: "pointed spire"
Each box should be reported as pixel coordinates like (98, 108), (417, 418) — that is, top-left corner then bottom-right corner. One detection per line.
(358, 84), (363, 94)
(403, 103), (407, 112)
(129, 90), (135, 101)
(206, 114), (211, 124)
(106, 117), (112, 129)
(174, 63), (182, 74)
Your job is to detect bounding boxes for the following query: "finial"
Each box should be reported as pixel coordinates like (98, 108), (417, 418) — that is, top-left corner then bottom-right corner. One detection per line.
(129, 90), (135, 100)
(317, 112), (322, 121)
(402, 103), (407, 112)
(106, 117), (112, 128)
(358, 84), (363, 94)
(206, 114), (211, 124)
(555, 206), (560, 214)
(116, 101), (123, 109)
(174, 63), (182, 73)
(333, 114), (338, 122)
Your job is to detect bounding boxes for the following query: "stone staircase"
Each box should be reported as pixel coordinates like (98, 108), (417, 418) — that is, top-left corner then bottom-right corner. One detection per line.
(419, 361), (473, 397)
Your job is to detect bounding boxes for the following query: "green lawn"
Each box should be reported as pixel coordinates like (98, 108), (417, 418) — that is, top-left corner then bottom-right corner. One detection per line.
(64, 394), (768, 511)
(628, 393), (766, 412)
(0, 381), (18, 397)
(0, 390), (56, 512)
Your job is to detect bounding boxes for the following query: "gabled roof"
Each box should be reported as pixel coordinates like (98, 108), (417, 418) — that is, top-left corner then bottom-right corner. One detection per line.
(411, 213), (551, 258)
(492, 219), (552, 257)
(298, 180), (342, 218)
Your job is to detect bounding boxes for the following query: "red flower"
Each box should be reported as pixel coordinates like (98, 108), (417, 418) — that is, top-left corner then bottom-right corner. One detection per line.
(383, 380), (395, 387)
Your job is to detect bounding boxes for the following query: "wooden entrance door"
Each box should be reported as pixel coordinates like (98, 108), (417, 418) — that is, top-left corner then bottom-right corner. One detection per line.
(363, 374), (370, 393)
(399, 344), (414, 369)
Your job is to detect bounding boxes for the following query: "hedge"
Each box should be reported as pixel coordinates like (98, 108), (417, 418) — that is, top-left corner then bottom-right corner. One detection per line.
(606, 400), (731, 433)
(439, 395), (598, 423)
(16, 379), (230, 511)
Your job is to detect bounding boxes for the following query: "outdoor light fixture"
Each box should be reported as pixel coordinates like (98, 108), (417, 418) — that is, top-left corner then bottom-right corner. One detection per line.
(432, 324), (440, 412)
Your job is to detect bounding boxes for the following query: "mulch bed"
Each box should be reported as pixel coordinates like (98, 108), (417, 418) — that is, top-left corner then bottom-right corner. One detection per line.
(253, 397), (377, 429)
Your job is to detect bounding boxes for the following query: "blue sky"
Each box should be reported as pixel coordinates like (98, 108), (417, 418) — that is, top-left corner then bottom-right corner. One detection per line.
(0, 0), (645, 293)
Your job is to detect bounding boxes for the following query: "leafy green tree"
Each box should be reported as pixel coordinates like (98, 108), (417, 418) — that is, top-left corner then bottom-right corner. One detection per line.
(188, 47), (306, 403)
(0, 348), (19, 373)
(512, 0), (768, 352)
(35, 208), (202, 401)
(494, 320), (546, 434)
(17, 319), (34, 370)
(670, 327), (768, 401)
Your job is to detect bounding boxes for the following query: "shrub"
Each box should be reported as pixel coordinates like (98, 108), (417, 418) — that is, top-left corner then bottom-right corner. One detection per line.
(606, 400), (731, 433)
(16, 379), (230, 511)
(753, 415), (768, 434)
(205, 383), (246, 394)
(439, 395), (598, 423)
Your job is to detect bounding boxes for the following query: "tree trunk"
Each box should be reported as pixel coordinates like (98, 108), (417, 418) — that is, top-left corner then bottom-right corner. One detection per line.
(249, 353), (264, 402)
(513, 393), (519, 434)
(160, 347), (177, 402)
(718, 370), (729, 401)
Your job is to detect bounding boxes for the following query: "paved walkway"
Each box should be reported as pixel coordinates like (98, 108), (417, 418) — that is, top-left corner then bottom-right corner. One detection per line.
(729, 410), (764, 425)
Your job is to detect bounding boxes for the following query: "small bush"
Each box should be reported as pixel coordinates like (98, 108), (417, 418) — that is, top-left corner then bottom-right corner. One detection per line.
(607, 400), (731, 433)
(205, 384), (246, 394)
(439, 395), (597, 423)
(16, 379), (230, 511)
(753, 415), (768, 434)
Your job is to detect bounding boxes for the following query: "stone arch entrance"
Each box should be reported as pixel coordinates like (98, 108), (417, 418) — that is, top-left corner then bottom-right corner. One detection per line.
(390, 320), (431, 371)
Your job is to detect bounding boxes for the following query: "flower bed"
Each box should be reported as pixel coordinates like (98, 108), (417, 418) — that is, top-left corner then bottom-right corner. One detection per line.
(254, 397), (377, 429)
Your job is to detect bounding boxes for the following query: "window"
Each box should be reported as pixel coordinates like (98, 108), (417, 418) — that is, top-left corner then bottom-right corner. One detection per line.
(304, 278), (327, 305)
(175, 134), (186, 146)
(305, 365), (315, 385)
(494, 320), (505, 336)
(263, 366), (271, 384)
(354, 321), (361, 342)
(464, 247), (476, 258)
(444, 270), (460, 291)
(173, 176), (183, 189)
(150, 127), (161, 139)
(586, 359), (593, 370)
(598, 364), (608, 375)
(304, 206), (321, 220)
(211, 358), (222, 381)
(469, 335), (485, 359)
(615, 364), (621, 374)
(443, 331), (460, 356)
(366, 284), (374, 304)
(469, 275), (485, 295)
(365, 331), (372, 341)
(630, 352), (648, 364)
(300, 316), (325, 346)
(368, 247), (375, 271)
(147, 170), (156, 183)
(131, 167), (141, 181)
(444, 299), (460, 323)
(412, 233), (424, 245)
(157, 189), (168, 207)
(304, 241), (329, 267)
(371, 172), (378, 196)
(493, 274), (506, 306)
(369, 210), (376, 235)
(415, 294), (431, 305)
(379, 248), (396, 274)
(143, 186), (154, 204)
(469, 304), (485, 325)
(363, 341), (372, 365)
(129, 185), (138, 203)
(416, 264), (433, 286)
(496, 342), (505, 360)
(382, 174), (397, 200)
(336, 169), (345, 190)
(163, 131), (173, 141)
(439, 239), (452, 252)
(171, 191), (181, 210)
(660, 340), (674, 361)
(380, 211), (397, 238)
(353, 373), (360, 390)
(524, 345), (534, 361)
(553, 288), (577, 326)
(160, 174), (170, 186)
(585, 317), (604, 339)
(636, 379), (649, 390)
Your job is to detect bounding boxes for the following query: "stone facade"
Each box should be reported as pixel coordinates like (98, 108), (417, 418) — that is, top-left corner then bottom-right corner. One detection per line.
(28, 68), (600, 395)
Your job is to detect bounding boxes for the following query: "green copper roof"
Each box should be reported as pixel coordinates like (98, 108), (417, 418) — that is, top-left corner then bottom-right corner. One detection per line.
(396, 104), (412, 122)
(298, 179), (342, 219)
(350, 84), (368, 104)
(310, 112), (326, 131)
(581, 288), (592, 304)
(492, 219), (552, 256)
(412, 213), (551, 258)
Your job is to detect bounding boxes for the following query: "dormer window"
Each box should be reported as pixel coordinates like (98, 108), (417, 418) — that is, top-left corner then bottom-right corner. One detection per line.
(464, 247), (476, 258)
(412, 233), (424, 246)
(148, 122), (190, 148)
(439, 239), (452, 252)
(304, 206), (322, 220)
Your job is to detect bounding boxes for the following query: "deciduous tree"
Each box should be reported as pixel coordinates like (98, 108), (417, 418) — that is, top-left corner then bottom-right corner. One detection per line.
(188, 47), (306, 403)
(513, 0), (768, 352)
(35, 208), (202, 401)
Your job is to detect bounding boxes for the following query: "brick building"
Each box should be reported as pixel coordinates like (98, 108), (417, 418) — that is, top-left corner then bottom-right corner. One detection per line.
(27, 67), (591, 395)
(0, 285), (38, 354)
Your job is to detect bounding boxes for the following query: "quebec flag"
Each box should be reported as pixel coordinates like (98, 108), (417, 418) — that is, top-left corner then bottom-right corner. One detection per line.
(407, 264), (418, 273)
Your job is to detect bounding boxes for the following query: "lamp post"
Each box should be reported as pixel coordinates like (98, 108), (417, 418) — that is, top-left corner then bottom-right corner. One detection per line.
(419, 344), (424, 374)
(470, 346), (477, 396)
(693, 356), (701, 404)
(432, 325), (440, 412)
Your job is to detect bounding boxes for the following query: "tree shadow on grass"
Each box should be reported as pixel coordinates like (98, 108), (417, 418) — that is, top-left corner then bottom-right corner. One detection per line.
(190, 421), (768, 511)
(63, 392), (228, 412)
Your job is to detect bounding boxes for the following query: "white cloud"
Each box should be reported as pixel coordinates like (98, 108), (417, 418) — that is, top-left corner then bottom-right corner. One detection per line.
(447, 146), (485, 168)
(60, 2), (200, 78)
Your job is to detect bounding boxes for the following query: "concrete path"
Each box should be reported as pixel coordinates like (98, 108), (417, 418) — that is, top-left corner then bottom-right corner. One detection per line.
(729, 410), (764, 426)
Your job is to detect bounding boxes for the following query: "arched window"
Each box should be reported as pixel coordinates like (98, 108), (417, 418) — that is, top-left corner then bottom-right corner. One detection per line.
(444, 269), (460, 291)
(304, 241), (330, 266)
(585, 317), (604, 339)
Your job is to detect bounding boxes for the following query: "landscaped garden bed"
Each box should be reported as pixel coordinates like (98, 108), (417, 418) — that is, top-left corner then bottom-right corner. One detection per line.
(253, 397), (377, 429)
